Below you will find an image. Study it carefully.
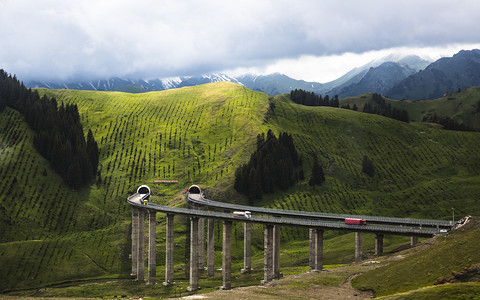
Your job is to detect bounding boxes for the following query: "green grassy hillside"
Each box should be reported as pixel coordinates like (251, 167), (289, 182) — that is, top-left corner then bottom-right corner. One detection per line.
(0, 82), (268, 291)
(353, 217), (480, 297)
(1, 82), (480, 294)
(263, 94), (480, 220)
(341, 86), (480, 129)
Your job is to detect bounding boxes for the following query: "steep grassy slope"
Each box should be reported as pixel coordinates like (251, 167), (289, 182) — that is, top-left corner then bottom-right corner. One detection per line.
(0, 82), (269, 291)
(263, 95), (480, 219)
(0, 108), (131, 291)
(353, 217), (480, 297)
(1, 82), (480, 294)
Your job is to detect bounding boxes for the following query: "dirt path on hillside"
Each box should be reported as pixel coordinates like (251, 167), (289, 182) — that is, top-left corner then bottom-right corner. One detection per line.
(177, 265), (376, 300)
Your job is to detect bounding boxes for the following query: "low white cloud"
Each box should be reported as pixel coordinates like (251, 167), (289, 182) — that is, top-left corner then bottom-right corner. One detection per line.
(227, 44), (480, 83)
(1, 0), (480, 81)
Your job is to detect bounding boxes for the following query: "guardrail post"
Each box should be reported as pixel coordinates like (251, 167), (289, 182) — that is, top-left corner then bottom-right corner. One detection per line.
(187, 216), (199, 292)
(148, 210), (157, 284)
(355, 232), (362, 263)
(131, 208), (138, 276)
(137, 209), (145, 281)
(410, 236), (418, 246)
(375, 233), (384, 256)
(273, 225), (281, 278)
(221, 220), (232, 290)
(198, 217), (205, 270)
(262, 224), (274, 284)
(314, 229), (323, 271)
(164, 214), (174, 286)
(241, 222), (252, 273)
(309, 228), (316, 272)
(207, 218), (215, 276)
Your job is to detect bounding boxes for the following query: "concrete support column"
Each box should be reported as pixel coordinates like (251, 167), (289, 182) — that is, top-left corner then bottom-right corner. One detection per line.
(410, 236), (418, 246)
(314, 229), (323, 271)
(309, 228), (316, 272)
(131, 208), (138, 276)
(207, 218), (215, 276)
(375, 233), (384, 256)
(137, 209), (145, 281)
(164, 214), (174, 286)
(198, 218), (205, 270)
(355, 232), (362, 263)
(187, 217), (199, 292)
(273, 225), (281, 278)
(147, 210), (156, 284)
(263, 224), (274, 284)
(241, 222), (252, 273)
(221, 220), (232, 290)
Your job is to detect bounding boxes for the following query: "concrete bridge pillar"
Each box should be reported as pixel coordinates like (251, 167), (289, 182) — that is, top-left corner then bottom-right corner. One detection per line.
(241, 222), (252, 273)
(263, 224), (274, 284)
(314, 229), (323, 272)
(198, 218), (205, 270)
(309, 228), (316, 272)
(375, 233), (384, 256)
(137, 209), (145, 281)
(221, 220), (232, 290)
(187, 217), (199, 292)
(207, 218), (215, 276)
(355, 232), (362, 263)
(164, 214), (174, 286)
(410, 236), (418, 246)
(273, 225), (281, 278)
(131, 208), (138, 276)
(148, 210), (156, 284)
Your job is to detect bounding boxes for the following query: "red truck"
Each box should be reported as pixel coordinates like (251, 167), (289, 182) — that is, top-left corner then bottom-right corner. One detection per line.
(345, 218), (366, 225)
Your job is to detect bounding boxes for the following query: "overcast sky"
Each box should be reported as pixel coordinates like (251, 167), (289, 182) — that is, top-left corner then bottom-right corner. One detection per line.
(1, 0), (480, 82)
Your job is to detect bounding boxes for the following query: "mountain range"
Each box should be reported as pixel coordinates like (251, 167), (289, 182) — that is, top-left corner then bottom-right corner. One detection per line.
(387, 49), (480, 100)
(25, 49), (480, 100)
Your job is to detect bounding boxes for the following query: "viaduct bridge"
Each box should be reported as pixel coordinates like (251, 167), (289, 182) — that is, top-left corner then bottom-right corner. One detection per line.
(127, 185), (453, 291)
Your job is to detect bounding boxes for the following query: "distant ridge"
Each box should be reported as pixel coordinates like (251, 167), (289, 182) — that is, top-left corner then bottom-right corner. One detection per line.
(388, 49), (480, 100)
(25, 51), (480, 100)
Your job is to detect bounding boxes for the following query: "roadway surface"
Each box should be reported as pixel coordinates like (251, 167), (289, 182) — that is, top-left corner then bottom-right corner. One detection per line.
(187, 193), (452, 228)
(128, 193), (444, 237)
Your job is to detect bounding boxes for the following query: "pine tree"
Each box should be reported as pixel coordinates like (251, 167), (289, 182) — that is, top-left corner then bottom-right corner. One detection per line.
(309, 157), (325, 186)
(87, 129), (100, 177)
(362, 155), (375, 177)
(248, 167), (262, 203)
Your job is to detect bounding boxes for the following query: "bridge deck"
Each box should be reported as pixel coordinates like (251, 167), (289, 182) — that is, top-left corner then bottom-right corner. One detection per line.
(187, 194), (452, 228)
(128, 195), (441, 237)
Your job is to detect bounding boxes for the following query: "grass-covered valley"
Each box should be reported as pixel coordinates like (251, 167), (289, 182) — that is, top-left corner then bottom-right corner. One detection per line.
(1, 81), (480, 298)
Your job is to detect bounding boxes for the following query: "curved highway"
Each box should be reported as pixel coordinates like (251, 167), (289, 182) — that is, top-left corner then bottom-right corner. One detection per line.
(186, 192), (452, 229)
(128, 193), (443, 237)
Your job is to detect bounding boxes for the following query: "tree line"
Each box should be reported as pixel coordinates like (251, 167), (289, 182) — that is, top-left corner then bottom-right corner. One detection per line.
(422, 113), (477, 132)
(357, 93), (409, 122)
(290, 89), (340, 107)
(234, 130), (302, 203)
(0, 69), (99, 189)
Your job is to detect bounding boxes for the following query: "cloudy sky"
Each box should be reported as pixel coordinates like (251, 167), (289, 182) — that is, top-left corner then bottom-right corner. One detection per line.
(1, 0), (480, 82)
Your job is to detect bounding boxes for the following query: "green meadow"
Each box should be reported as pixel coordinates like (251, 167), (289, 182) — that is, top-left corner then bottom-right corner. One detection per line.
(1, 82), (480, 296)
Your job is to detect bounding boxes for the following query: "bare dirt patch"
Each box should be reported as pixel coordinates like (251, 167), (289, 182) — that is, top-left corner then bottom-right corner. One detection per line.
(181, 264), (378, 300)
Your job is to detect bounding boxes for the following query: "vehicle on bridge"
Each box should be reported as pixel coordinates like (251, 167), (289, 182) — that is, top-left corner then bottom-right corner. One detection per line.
(233, 211), (252, 219)
(345, 218), (366, 225)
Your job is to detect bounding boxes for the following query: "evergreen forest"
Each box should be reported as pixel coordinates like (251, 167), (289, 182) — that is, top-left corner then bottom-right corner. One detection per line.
(0, 70), (99, 188)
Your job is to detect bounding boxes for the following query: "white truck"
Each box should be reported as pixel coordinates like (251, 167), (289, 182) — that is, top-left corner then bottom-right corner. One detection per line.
(233, 211), (252, 219)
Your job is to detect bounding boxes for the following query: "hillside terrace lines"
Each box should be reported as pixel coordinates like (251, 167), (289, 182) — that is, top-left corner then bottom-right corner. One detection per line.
(9, 83), (476, 291)
(37, 84), (267, 193)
